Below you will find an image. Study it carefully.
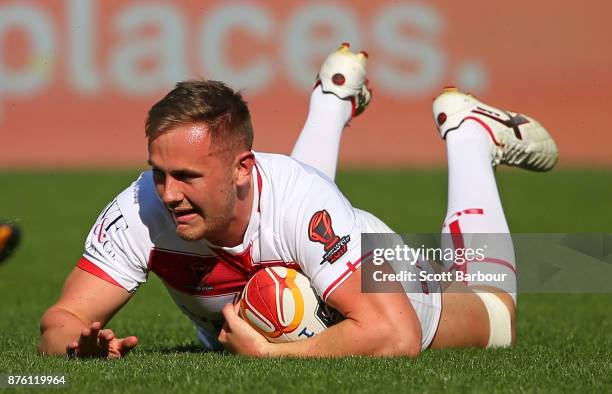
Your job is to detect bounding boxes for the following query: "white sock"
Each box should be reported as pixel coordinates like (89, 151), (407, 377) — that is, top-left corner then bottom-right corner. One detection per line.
(290, 86), (352, 180)
(441, 120), (516, 303)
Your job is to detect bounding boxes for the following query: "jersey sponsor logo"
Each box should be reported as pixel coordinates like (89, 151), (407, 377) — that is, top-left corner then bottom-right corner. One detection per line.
(308, 210), (350, 265)
(86, 199), (128, 260)
(93, 218), (110, 243)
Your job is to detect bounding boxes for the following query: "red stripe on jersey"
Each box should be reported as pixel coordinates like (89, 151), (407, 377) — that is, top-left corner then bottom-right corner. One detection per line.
(322, 252), (371, 301)
(254, 163), (263, 213)
(77, 257), (125, 289)
(148, 247), (249, 297)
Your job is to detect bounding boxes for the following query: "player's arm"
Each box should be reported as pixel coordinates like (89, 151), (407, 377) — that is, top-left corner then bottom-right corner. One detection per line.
(41, 178), (154, 358)
(38, 266), (137, 358)
(219, 174), (423, 357)
(220, 266), (422, 357)
(270, 268), (421, 357)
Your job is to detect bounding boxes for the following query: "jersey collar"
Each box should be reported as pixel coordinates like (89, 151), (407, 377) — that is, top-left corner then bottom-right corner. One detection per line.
(206, 153), (262, 255)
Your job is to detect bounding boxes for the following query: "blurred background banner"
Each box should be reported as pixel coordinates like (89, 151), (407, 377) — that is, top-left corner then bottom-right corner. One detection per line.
(1, 0), (610, 168)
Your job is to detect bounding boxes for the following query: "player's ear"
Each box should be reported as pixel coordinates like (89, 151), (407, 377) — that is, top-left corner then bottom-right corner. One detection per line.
(234, 150), (254, 187)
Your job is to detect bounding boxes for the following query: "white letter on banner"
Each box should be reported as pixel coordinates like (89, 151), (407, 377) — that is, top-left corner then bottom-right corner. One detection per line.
(284, 4), (360, 91)
(199, 4), (272, 92)
(0, 4), (54, 96)
(68, 0), (101, 93)
(110, 4), (186, 95)
(373, 4), (445, 96)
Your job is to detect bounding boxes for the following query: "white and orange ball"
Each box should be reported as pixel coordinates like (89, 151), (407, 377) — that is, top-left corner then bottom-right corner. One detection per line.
(239, 267), (342, 343)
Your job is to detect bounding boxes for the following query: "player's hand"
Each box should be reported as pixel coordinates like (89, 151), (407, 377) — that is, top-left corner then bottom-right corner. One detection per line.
(66, 322), (138, 359)
(218, 303), (269, 357)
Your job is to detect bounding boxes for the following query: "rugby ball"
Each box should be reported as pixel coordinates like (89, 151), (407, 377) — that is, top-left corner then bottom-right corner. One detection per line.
(239, 267), (343, 343)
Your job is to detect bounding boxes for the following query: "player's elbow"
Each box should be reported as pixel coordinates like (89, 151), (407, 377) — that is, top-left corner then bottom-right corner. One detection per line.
(38, 305), (88, 356)
(394, 335), (421, 357)
(348, 297), (422, 357)
(381, 328), (421, 357)
(39, 306), (68, 335)
(379, 308), (422, 357)
(363, 319), (421, 357)
(37, 307), (63, 355)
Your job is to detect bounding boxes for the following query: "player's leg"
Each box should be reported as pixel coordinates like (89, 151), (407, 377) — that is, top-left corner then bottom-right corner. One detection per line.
(290, 43), (371, 180)
(441, 116), (517, 300)
(290, 86), (352, 180)
(430, 88), (558, 348)
(437, 88), (557, 296)
(430, 114), (516, 348)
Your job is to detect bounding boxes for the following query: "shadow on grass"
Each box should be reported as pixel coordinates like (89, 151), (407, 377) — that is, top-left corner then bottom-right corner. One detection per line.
(150, 342), (207, 354)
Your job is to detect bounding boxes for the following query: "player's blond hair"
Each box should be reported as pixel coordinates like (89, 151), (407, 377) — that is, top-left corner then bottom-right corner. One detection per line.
(145, 80), (254, 152)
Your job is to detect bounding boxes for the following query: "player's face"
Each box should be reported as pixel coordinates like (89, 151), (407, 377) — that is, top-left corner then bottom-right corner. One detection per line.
(147, 124), (237, 242)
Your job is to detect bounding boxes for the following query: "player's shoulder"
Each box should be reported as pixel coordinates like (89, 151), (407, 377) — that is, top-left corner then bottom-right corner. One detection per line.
(255, 151), (319, 175)
(254, 152), (339, 197)
(254, 152), (354, 229)
(101, 171), (173, 239)
(114, 171), (163, 215)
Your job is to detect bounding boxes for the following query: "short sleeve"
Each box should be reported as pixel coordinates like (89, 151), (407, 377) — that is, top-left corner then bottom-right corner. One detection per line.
(80, 196), (149, 293)
(285, 177), (365, 301)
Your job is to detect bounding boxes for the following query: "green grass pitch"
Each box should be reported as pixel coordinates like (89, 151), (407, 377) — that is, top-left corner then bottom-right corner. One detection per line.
(0, 169), (611, 393)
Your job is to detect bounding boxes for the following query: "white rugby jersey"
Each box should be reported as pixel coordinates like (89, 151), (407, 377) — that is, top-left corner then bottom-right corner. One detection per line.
(79, 152), (441, 350)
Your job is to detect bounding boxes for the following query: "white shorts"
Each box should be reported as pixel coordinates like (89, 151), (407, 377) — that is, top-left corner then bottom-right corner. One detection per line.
(354, 208), (442, 350)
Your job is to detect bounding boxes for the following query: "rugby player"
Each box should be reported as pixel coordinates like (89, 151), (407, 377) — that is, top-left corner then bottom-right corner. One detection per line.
(38, 44), (558, 358)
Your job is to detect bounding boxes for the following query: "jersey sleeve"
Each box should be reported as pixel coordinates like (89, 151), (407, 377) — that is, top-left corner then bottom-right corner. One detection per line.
(80, 190), (151, 293)
(284, 176), (365, 301)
